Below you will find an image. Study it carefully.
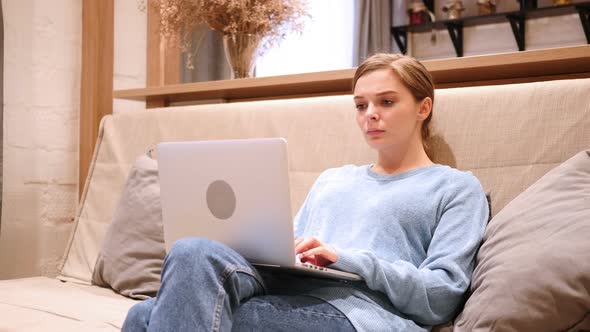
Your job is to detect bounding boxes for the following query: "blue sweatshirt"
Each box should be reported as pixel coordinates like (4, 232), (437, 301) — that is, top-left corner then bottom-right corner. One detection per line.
(294, 164), (488, 331)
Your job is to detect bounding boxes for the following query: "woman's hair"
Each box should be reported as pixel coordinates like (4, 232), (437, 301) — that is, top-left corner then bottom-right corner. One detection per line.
(352, 53), (435, 146)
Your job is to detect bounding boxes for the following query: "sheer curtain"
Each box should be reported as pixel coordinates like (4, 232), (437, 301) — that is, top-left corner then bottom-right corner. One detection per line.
(353, 0), (392, 66)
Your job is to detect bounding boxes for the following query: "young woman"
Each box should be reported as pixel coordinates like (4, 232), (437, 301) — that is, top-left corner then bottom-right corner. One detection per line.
(122, 53), (488, 332)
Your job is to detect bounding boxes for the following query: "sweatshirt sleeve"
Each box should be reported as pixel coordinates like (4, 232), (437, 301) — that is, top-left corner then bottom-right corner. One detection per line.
(293, 169), (332, 239)
(329, 173), (489, 325)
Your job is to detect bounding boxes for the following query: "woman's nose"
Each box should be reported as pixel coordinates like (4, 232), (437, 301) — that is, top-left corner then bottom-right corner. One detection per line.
(366, 105), (379, 121)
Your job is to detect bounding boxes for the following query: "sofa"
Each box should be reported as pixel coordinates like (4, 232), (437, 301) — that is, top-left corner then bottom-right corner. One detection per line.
(0, 76), (588, 331)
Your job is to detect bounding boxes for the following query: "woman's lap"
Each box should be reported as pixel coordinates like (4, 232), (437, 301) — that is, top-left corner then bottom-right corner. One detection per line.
(125, 294), (355, 332)
(232, 295), (355, 332)
(123, 238), (356, 331)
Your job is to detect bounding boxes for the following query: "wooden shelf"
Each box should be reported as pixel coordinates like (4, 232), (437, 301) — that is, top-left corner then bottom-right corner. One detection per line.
(115, 68), (356, 107)
(392, 1), (590, 56)
(397, 2), (590, 33)
(113, 45), (590, 108)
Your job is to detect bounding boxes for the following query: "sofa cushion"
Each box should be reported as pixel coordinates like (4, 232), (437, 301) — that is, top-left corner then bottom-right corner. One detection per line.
(91, 154), (165, 299)
(0, 277), (137, 331)
(59, 78), (590, 284)
(454, 150), (590, 331)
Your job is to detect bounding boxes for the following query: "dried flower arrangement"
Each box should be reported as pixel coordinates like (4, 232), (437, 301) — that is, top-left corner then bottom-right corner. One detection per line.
(139, 0), (309, 77)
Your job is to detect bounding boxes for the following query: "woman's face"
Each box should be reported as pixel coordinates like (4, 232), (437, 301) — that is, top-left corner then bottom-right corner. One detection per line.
(353, 69), (429, 152)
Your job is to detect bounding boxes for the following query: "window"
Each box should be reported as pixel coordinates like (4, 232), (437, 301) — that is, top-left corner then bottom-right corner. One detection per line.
(255, 0), (355, 77)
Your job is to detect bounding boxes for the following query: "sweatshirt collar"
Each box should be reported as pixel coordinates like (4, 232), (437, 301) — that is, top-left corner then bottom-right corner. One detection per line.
(364, 164), (442, 181)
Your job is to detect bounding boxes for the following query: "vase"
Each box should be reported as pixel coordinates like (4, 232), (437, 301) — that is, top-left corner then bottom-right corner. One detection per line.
(223, 33), (262, 79)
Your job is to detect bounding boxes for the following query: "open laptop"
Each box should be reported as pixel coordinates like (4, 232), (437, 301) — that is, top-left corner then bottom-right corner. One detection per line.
(157, 138), (362, 281)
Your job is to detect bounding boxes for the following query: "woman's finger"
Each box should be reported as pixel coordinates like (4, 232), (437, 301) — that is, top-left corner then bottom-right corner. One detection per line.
(294, 237), (320, 254)
(294, 237), (304, 247)
(301, 246), (338, 265)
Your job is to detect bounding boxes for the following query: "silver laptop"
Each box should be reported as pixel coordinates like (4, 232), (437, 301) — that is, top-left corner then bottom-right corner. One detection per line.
(157, 138), (361, 281)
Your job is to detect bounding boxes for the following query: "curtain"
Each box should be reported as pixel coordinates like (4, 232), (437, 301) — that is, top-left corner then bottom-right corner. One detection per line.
(353, 0), (392, 66)
(180, 24), (231, 83)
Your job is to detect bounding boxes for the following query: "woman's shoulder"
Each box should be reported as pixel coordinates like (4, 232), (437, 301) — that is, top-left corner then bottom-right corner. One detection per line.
(321, 164), (364, 176)
(314, 164), (364, 182)
(432, 165), (485, 197)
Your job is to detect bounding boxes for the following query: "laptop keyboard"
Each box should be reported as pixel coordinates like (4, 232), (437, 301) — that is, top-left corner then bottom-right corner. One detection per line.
(300, 263), (329, 272)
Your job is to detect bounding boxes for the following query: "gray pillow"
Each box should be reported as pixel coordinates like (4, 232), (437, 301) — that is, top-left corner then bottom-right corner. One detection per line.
(92, 154), (165, 300)
(454, 150), (590, 331)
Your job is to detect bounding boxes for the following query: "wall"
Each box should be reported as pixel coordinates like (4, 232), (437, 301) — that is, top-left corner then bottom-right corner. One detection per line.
(113, 0), (146, 113)
(392, 1), (587, 59)
(0, 0), (81, 278)
(410, 16), (586, 60)
(0, 3), (4, 229)
(0, 0), (146, 279)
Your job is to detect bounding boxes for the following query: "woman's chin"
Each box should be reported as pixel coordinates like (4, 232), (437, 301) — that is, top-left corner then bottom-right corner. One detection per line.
(364, 139), (387, 150)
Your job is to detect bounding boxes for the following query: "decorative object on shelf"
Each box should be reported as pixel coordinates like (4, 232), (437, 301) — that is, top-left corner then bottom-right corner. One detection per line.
(222, 33), (263, 79)
(407, 0), (437, 43)
(552, 0), (572, 5)
(140, 0), (308, 79)
(477, 0), (497, 15)
(408, 1), (435, 25)
(442, 0), (466, 20)
(392, 0), (590, 58)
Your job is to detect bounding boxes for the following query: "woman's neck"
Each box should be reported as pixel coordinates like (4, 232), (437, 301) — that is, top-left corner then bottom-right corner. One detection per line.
(372, 138), (433, 175)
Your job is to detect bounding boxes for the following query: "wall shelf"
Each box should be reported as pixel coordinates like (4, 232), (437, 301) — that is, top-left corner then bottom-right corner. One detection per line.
(392, 1), (590, 57)
(113, 46), (590, 107)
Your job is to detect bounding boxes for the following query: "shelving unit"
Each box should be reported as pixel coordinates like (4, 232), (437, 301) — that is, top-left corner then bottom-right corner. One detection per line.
(392, 0), (590, 57)
(113, 45), (590, 107)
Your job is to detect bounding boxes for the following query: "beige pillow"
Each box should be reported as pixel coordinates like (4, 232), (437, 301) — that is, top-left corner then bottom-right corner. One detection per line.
(92, 154), (166, 300)
(454, 150), (590, 331)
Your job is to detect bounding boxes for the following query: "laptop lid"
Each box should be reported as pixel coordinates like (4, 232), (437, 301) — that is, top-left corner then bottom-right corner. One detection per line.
(157, 138), (296, 267)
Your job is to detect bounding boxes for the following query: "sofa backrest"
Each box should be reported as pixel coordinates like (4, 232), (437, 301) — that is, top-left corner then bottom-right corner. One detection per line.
(59, 78), (590, 284)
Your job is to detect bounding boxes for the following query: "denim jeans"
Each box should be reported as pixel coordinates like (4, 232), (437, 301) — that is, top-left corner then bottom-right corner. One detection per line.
(122, 237), (356, 332)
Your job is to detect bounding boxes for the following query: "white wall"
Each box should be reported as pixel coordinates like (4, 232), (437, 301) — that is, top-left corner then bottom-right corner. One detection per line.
(113, 0), (146, 113)
(1, 0), (81, 278)
(0, 0), (146, 279)
(408, 14), (586, 60)
(392, 1), (587, 59)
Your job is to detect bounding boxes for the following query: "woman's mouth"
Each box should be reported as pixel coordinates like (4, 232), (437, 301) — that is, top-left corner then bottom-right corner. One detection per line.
(366, 129), (385, 136)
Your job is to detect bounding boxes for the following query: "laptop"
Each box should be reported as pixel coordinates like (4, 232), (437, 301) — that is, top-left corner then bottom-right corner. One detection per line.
(157, 138), (362, 281)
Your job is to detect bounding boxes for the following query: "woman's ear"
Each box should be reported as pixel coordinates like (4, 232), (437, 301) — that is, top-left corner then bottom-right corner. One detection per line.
(417, 97), (433, 121)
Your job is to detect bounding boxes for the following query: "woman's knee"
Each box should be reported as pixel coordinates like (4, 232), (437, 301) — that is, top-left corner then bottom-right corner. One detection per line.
(164, 238), (251, 275)
(231, 296), (356, 332)
(122, 298), (155, 332)
(168, 237), (219, 260)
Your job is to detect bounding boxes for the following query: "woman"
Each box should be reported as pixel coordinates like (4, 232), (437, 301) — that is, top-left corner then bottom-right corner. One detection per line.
(122, 53), (488, 332)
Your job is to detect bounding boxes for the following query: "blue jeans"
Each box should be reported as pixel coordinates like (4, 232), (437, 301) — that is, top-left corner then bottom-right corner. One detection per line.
(122, 237), (356, 332)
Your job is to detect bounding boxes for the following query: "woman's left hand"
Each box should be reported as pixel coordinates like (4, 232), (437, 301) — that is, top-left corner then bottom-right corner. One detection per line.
(294, 236), (338, 267)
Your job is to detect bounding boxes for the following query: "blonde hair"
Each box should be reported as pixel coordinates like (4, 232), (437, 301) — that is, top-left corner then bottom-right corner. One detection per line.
(352, 53), (434, 145)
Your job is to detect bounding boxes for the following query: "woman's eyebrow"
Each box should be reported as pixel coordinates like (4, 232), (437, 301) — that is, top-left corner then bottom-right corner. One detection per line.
(354, 91), (399, 99)
(376, 90), (398, 96)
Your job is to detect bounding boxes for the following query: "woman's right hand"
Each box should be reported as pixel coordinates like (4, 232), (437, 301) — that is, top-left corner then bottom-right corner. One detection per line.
(294, 237), (338, 267)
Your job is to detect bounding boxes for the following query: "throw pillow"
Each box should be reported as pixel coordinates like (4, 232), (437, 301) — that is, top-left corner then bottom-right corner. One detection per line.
(92, 153), (166, 300)
(454, 150), (590, 331)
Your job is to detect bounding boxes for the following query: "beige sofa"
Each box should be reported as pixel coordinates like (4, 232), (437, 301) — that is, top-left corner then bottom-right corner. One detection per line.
(0, 77), (588, 331)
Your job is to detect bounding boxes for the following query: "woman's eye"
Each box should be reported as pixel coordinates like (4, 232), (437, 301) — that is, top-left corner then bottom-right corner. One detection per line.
(355, 104), (366, 111)
(382, 99), (394, 106)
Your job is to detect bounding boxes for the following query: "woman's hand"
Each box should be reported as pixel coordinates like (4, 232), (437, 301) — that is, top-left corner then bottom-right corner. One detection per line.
(294, 237), (338, 267)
